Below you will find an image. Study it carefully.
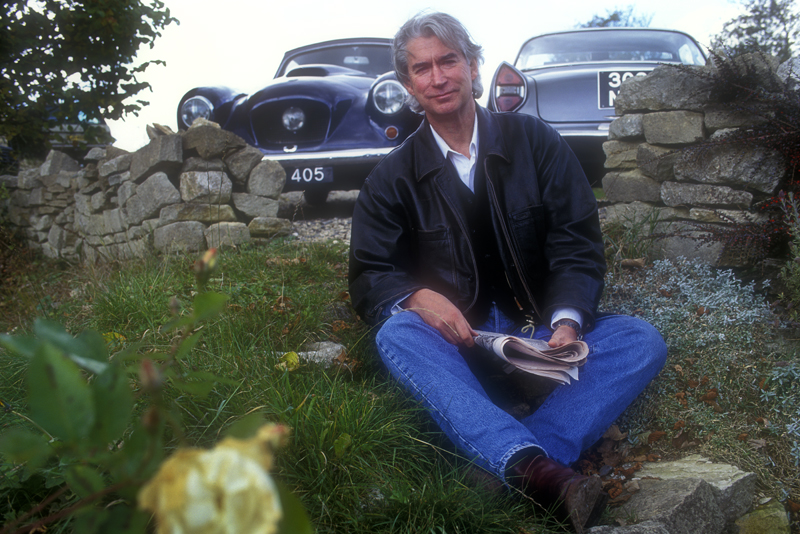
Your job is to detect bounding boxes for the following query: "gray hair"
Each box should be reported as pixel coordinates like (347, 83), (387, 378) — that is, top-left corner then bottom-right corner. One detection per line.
(392, 12), (484, 113)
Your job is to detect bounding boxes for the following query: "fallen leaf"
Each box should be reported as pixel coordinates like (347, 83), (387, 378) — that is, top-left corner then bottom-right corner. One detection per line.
(687, 378), (700, 388)
(673, 420), (686, 430)
(621, 258), (646, 269)
(646, 454), (661, 462)
(737, 433), (749, 441)
(700, 388), (718, 402)
(696, 305), (710, 316)
(648, 431), (666, 444)
(607, 486), (623, 499)
(276, 351), (301, 372)
(701, 376), (709, 385)
(603, 425), (627, 441)
(658, 288), (672, 297)
(787, 499), (800, 514)
(673, 364), (683, 376)
(748, 439), (767, 450)
(755, 417), (770, 427)
(675, 392), (688, 406)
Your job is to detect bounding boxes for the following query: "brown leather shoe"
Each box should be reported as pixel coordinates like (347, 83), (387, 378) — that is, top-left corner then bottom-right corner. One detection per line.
(506, 454), (605, 533)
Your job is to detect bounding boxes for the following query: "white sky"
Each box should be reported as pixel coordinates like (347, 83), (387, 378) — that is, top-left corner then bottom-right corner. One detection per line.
(107, 0), (744, 151)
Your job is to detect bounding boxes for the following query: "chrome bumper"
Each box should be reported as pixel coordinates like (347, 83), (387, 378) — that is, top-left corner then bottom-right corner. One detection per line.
(264, 147), (396, 166)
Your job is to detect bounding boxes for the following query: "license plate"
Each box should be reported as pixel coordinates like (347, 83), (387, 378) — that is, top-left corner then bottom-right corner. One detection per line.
(598, 70), (651, 109)
(287, 166), (333, 184)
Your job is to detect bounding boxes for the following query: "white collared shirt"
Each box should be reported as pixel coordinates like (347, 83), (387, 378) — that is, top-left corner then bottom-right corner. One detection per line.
(429, 115), (479, 192)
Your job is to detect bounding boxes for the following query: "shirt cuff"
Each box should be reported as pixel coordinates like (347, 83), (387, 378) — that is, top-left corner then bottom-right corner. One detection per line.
(550, 307), (583, 330)
(386, 293), (413, 317)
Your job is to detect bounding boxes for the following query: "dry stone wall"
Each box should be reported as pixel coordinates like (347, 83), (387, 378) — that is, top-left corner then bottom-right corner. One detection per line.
(601, 54), (797, 266)
(0, 120), (292, 262)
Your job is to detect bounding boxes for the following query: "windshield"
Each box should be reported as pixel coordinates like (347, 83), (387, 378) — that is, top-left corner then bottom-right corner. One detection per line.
(516, 30), (706, 70)
(278, 44), (393, 77)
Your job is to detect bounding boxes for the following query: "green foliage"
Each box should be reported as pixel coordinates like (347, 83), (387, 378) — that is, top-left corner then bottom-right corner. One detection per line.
(577, 5), (653, 28)
(779, 192), (800, 318)
(712, 0), (800, 63)
(0, 0), (178, 158)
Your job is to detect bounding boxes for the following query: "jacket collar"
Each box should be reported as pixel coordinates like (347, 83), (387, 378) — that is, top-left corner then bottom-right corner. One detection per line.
(411, 105), (510, 183)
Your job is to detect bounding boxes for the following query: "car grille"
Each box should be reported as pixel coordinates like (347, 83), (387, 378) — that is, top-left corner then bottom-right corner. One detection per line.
(250, 99), (331, 147)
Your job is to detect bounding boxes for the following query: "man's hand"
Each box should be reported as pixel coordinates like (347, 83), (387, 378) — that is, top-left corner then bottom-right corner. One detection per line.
(548, 325), (578, 348)
(402, 288), (476, 346)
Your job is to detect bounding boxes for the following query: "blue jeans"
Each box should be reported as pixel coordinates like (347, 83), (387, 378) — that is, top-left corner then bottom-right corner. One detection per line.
(375, 305), (667, 481)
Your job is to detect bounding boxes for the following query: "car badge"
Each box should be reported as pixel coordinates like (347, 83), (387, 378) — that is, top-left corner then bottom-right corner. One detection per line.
(283, 145), (298, 153)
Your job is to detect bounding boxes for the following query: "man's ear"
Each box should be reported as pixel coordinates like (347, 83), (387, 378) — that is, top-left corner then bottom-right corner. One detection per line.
(470, 59), (478, 82)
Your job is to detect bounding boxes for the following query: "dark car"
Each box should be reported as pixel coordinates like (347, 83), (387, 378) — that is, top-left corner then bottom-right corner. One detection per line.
(488, 28), (707, 185)
(177, 38), (422, 204)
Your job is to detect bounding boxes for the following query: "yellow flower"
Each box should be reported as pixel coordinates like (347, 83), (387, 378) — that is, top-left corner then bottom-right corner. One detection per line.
(139, 424), (289, 534)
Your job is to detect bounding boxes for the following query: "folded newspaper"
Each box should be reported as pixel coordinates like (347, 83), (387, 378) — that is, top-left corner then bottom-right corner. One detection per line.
(473, 330), (589, 385)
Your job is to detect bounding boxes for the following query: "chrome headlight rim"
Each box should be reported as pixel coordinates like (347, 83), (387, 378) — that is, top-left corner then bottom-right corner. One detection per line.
(180, 95), (214, 128)
(373, 80), (407, 115)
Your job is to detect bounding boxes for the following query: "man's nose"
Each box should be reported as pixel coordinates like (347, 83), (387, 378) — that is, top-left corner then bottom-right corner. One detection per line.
(430, 65), (446, 86)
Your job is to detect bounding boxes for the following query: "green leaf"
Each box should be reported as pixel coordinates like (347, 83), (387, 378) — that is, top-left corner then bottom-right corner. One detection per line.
(224, 413), (266, 439)
(31, 320), (109, 374)
(192, 292), (228, 322)
(90, 364), (134, 444)
(64, 464), (106, 499)
(0, 428), (52, 469)
(0, 333), (38, 358)
(27, 343), (95, 443)
(275, 480), (314, 534)
(174, 331), (203, 360)
(334, 433), (352, 458)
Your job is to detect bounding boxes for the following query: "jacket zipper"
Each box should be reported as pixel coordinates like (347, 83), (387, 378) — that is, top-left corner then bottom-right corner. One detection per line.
(484, 165), (542, 319)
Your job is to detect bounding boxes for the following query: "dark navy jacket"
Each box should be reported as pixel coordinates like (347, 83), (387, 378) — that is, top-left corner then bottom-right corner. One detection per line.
(348, 105), (606, 330)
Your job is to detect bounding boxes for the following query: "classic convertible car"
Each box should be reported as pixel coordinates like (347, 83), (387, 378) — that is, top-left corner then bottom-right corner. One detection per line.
(177, 38), (422, 204)
(488, 28), (707, 185)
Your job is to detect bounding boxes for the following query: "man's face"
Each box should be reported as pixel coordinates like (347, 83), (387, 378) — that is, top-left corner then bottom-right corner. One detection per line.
(403, 35), (478, 122)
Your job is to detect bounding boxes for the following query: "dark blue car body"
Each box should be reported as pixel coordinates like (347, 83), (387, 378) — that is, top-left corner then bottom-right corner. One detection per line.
(177, 38), (422, 203)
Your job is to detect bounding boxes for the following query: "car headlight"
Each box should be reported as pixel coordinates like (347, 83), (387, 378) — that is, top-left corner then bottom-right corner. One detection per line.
(373, 80), (407, 115)
(282, 107), (305, 131)
(180, 96), (214, 128)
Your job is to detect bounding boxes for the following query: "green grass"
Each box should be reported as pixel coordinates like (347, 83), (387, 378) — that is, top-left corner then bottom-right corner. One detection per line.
(1, 236), (798, 532)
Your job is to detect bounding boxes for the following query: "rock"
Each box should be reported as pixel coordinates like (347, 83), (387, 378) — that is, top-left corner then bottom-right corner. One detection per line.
(602, 170), (661, 203)
(98, 153), (132, 178)
(637, 144), (678, 181)
(182, 123), (246, 160)
(602, 201), (688, 227)
(129, 134), (183, 183)
(159, 204), (237, 224)
(180, 171), (233, 204)
(604, 140), (640, 169)
(588, 520), (671, 533)
(615, 64), (712, 114)
(295, 342), (347, 368)
(617, 478), (726, 534)
(84, 147), (107, 161)
(224, 145), (265, 186)
(661, 181), (753, 209)
(650, 221), (725, 265)
(687, 208), (767, 224)
(117, 181), (137, 207)
(636, 455), (756, 521)
(248, 217), (292, 238)
(247, 159), (286, 199)
(674, 146), (784, 194)
(181, 157), (224, 173)
(17, 168), (42, 189)
(204, 222), (250, 248)
(608, 114), (645, 140)
(734, 499), (791, 534)
(124, 172), (181, 225)
(153, 221), (206, 253)
(40, 150), (80, 176)
(777, 57), (800, 91)
(703, 104), (770, 132)
(642, 111), (705, 145)
(232, 193), (280, 218)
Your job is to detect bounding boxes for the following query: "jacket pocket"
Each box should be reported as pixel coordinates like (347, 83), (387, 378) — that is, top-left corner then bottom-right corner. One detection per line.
(413, 228), (458, 295)
(508, 205), (547, 275)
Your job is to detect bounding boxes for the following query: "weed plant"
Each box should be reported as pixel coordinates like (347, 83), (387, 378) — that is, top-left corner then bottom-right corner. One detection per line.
(602, 257), (799, 504)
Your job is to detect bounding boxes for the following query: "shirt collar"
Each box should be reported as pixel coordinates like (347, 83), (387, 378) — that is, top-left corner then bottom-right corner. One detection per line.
(429, 113), (479, 161)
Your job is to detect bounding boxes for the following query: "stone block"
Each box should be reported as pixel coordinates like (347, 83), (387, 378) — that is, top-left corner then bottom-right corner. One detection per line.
(247, 159), (286, 199)
(232, 193), (280, 218)
(153, 221), (207, 253)
(674, 146), (783, 194)
(130, 135), (183, 183)
(224, 145), (265, 186)
(17, 168), (42, 189)
(75, 193), (93, 215)
(180, 171), (232, 203)
(40, 150), (80, 176)
(602, 170), (661, 203)
(603, 140), (639, 169)
(117, 181), (137, 207)
(159, 203), (237, 224)
(204, 222), (250, 248)
(182, 123), (246, 160)
(661, 181), (753, 209)
(615, 64), (711, 114)
(124, 172), (181, 225)
(642, 111), (705, 145)
(248, 217), (293, 238)
(688, 208), (767, 225)
(99, 153), (132, 178)
(181, 157), (224, 173)
(608, 114), (644, 140)
(618, 478), (726, 534)
(601, 201), (688, 227)
(734, 499), (791, 534)
(103, 208), (126, 234)
(637, 144), (678, 181)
